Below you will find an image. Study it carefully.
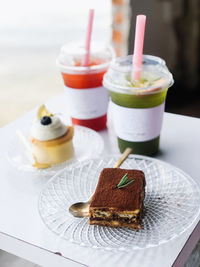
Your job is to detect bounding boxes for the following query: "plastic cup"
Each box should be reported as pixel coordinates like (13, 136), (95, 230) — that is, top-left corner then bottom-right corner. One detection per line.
(57, 42), (114, 131)
(103, 55), (174, 155)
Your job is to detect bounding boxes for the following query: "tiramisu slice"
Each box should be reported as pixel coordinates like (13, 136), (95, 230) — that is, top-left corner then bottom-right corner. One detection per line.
(89, 168), (145, 230)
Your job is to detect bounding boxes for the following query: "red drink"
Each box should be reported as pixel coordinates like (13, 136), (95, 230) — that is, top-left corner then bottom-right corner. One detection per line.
(57, 43), (113, 131)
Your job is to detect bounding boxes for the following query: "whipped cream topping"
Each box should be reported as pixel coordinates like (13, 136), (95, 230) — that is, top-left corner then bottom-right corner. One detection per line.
(31, 116), (68, 141)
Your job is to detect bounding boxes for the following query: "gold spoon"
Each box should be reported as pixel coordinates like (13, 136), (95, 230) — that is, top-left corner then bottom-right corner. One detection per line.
(69, 147), (132, 218)
(16, 130), (51, 169)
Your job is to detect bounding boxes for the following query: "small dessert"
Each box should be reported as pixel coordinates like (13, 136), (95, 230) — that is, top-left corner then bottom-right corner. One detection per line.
(30, 105), (74, 167)
(89, 168), (145, 229)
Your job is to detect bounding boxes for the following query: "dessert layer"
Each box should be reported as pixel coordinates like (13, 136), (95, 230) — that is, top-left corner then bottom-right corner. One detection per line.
(89, 219), (142, 230)
(30, 126), (74, 147)
(90, 168), (145, 211)
(32, 139), (74, 165)
(90, 208), (140, 222)
(31, 116), (67, 141)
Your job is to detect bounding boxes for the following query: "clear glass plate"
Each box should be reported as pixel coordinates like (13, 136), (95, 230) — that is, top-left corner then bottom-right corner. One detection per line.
(38, 155), (200, 250)
(7, 125), (104, 176)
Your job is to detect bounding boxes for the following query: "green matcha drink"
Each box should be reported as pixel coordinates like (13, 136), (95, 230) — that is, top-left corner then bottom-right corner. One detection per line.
(103, 55), (174, 155)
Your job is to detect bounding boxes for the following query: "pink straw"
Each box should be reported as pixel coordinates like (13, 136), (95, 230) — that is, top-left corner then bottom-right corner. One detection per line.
(131, 15), (146, 81)
(82, 9), (94, 66)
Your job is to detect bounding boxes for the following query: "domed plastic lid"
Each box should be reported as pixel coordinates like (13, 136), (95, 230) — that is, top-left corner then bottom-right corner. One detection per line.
(57, 42), (114, 74)
(103, 55), (174, 95)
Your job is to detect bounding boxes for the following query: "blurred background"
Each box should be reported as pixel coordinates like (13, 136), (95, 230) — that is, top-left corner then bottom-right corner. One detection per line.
(0, 0), (200, 266)
(0, 0), (111, 126)
(1, 0), (200, 128)
(128, 0), (200, 118)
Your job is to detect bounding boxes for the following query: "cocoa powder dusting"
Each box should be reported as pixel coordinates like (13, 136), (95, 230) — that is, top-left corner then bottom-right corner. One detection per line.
(90, 168), (145, 211)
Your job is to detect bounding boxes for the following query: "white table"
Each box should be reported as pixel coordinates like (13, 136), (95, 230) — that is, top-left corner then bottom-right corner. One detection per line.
(0, 94), (199, 267)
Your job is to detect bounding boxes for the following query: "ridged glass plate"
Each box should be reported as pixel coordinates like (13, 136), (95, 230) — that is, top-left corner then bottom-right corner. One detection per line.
(7, 125), (104, 176)
(38, 155), (200, 250)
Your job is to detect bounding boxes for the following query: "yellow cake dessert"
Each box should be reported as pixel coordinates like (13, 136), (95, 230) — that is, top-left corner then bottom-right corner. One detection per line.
(30, 105), (74, 166)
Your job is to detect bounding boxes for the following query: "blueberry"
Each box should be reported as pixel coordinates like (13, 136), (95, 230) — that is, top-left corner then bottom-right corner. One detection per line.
(40, 116), (52, 125)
